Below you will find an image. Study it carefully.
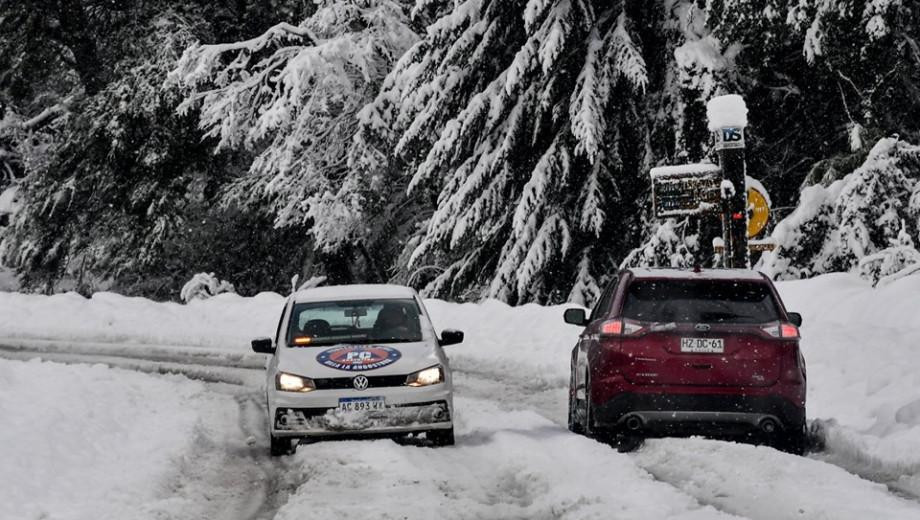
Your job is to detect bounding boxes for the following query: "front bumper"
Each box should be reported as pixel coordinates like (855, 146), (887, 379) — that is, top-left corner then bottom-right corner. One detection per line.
(273, 400), (451, 437)
(269, 382), (453, 437)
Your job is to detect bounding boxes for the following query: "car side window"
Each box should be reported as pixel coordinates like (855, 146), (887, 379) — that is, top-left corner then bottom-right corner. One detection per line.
(589, 276), (618, 322)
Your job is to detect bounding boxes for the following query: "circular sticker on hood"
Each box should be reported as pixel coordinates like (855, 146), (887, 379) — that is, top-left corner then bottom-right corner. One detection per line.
(316, 345), (402, 371)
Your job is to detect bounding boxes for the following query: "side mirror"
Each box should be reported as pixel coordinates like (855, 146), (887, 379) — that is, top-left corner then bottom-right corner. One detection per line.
(564, 308), (588, 326)
(251, 337), (276, 354)
(439, 329), (464, 347)
(788, 312), (803, 327)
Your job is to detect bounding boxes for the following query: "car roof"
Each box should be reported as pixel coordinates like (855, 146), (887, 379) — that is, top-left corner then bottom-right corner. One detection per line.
(626, 268), (768, 282)
(291, 284), (418, 303)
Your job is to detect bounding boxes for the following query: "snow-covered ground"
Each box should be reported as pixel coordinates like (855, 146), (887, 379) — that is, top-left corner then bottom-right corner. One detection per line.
(0, 359), (275, 520)
(2, 273), (919, 518)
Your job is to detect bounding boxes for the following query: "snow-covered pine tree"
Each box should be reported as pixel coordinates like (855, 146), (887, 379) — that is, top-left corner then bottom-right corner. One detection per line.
(703, 1), (920, 208)
(169, 1), (419, 276)
(620, 218), (698, 269)
(759, 138), (920, 279)
(363, 1), (713, 304)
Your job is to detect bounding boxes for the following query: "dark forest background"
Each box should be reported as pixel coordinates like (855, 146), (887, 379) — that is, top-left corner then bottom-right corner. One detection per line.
(1, 0), (918, 302)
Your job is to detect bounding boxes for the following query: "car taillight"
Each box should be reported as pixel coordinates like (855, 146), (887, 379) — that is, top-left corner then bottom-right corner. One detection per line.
(762, 322), (800, 339)
(600, 318), (645, 337)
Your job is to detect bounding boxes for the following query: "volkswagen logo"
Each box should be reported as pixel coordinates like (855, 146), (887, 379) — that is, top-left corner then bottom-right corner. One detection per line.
(694, 323), (711, 332)
(352, 375), (369, 391)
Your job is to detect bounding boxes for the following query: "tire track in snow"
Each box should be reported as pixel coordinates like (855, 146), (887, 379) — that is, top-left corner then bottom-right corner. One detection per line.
(452, 366), (747, 519)
(0, 344), (296, 520)
(454, 360), (920, 517)
(632, 437), (920, 520)
(0, 339), (264, 386)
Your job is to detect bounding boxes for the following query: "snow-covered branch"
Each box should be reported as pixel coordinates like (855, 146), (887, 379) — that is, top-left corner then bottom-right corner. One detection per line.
(169, 1), (419, 247)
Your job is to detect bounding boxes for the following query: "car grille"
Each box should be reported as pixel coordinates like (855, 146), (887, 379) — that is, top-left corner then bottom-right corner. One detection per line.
(312, 374), (409, 390)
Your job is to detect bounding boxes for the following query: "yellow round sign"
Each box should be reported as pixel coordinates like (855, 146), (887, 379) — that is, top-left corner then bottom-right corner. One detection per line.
(747, 187), (770, 238)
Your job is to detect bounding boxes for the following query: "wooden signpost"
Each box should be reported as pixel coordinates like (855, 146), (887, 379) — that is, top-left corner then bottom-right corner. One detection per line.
(648, 95), (774, 267)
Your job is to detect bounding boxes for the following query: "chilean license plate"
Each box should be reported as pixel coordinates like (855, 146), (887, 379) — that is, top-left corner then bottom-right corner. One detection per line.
(337, 397), (386, 412)
(680, 337), (724, 354)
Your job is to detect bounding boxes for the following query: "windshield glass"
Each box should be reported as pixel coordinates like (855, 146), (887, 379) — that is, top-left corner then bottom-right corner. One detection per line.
(622, 280), (780, 324)
(287, 298), (423, 346)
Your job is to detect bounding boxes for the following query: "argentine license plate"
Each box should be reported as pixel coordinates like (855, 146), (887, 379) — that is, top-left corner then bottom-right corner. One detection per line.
(680, 337), (724, 354)
(337, 397), (386, 412)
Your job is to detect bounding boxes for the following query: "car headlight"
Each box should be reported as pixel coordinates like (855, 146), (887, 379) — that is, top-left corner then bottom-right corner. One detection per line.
(406, 365), (444, 387)
(276, 372), (316, 393)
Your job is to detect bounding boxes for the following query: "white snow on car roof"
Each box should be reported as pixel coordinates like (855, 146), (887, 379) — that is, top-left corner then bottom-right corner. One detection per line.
(292, 284), (417, 303)
(628, 268), (767, 281)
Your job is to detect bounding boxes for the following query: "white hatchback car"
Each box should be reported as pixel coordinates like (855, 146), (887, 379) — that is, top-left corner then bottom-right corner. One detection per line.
(252, 284), (463, 455)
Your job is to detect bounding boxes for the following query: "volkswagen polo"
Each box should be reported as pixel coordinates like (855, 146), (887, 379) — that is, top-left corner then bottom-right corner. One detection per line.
(565, 268), (807, 454)
(252, 284), (463, 455)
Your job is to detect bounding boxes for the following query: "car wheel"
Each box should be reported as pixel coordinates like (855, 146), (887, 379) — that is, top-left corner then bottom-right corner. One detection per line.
(583, 368), (597, 438)
(568, 365), (584, 434)
(428, 428), (455, 447)
(609, 434), (644, 453)
(270, 434), (294, 456)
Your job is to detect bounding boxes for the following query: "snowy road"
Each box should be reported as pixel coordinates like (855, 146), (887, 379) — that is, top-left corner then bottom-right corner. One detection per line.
(3, 342), (919, 520)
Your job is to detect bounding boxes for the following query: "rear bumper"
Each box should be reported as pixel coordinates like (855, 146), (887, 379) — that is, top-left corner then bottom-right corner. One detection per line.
(592, 392), (805, 435)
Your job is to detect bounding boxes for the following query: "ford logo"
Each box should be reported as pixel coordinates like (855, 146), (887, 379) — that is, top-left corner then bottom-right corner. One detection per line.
(694, 323), (711, 332)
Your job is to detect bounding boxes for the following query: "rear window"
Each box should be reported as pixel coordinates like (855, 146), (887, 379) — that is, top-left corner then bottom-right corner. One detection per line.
(621, 279), (780, 324)
(287, 298), (423, 346)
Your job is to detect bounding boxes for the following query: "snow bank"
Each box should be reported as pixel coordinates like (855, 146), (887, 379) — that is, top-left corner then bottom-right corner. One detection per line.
(777, 273), (920, 496)
(635, 438), (918, 519)
(0, 359), (224, 520)
(0, 290), (285, 349)
(426, 299), (579, 388)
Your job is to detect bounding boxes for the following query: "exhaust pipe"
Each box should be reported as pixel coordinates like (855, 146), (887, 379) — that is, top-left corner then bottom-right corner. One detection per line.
(760, 418), (779, 434)
(624, 415), (643, 431)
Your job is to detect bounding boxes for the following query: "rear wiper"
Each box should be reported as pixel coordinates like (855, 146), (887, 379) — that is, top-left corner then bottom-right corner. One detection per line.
(700, 312), (754, 322)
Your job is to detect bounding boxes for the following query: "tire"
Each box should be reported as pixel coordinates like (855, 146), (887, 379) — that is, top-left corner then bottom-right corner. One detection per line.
(774, 426), (807, 456)
(270, 434), (294, 456)
(583, 368), (598, 439)
(568, 365), (585, 434)
(609, 434), (644, 453)
(428, 428), (455, 447)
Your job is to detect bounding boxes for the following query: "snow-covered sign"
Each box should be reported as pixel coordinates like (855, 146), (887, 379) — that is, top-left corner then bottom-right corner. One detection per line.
(746, 177), (771, 238)
(649, 163), (721, 218)
(707, 95), (749, 151)
(715, 127), (745, 150)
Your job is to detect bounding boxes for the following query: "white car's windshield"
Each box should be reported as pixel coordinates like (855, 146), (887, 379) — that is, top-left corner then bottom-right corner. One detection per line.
(287, 298), (423, 346)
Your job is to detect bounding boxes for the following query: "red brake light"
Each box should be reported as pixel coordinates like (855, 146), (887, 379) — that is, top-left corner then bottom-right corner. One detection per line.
(601, 320), (623, 335)
(780, 323), (799, 339)
(600, 319), (644, 337)
(762, 322), (800, 339)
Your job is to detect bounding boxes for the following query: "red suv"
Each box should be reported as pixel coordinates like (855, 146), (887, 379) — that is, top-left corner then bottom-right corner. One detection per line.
(565, 268), (807, 453)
